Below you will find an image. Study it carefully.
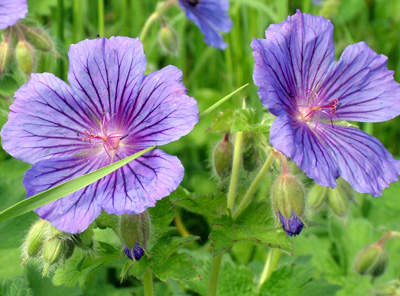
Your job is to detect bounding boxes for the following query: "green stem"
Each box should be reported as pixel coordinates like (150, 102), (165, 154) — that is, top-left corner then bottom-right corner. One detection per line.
(208, 254), (223, 296)
(143, 269), (154, 296)
(257, 249), (281, 293)
(233, 152), (275, 219)
(57, 0), (65, 79)
(226, 132), (244, 211)
(139, 0), (175, 42)
(72, 0), (83, 42)
(98, 0), (105, 37)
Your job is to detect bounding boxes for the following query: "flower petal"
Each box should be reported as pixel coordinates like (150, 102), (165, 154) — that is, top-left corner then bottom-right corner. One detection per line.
(100, 149), (184, 215)
(316, 124), (400, 196)
(178, 0), (232, 49)
(123, 65), (198, 147)
(67, 37), (146, 120)
(270, 116), (339, 187)
(251, 10), (335, 116)
(23, 154), (109, 233)
(318, 42), (400, 122)
(1, 73), (93, 164)
(0, 0), (27, 29)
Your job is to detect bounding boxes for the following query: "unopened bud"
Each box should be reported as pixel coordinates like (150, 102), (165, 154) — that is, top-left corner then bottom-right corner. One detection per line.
(124, 244), (145, 261)
(158, 22), (179, 55)
(242, 133), (260, 172)
(212, 134), (233, 179)
(271, 173), (305, 236)
(15, 40), (35, 74)
(24, 27), (53, 52)
(23, 219), (49, 258)
(372, 280), (400, 296)
(328, 186), (348, 218)
(0, 41), (13, 75)
(307, 184), (328, 211)
(119, 211), (150, 261)
(42, 236), (74, 276)
(354, 243), (389, 277)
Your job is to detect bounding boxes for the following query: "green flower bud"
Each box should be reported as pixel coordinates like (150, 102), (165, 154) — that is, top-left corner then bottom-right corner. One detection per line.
(15, 40), (35, 74)
(0, 40), (13, 75)
(372, 280), (400, 296)
(328, 186), (349, 218)
(242, 133), (260, 172)
(23, 219), (49, 258)
(24, 27), (53, 52)
(354, 243), (389, 277)
(307, 183), (328, 211)
(212, 134), (233, 179)
(42, 236), (75, 276)
(119, 211), (150, 250)
(158, 21), (179, 56)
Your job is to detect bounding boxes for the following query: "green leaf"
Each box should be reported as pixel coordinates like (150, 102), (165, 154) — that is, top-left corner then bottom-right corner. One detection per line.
(211, 110), (235, 133)
(260, 259), (341, 296)
(0, 146), (156, 223)
(130, 235), (199, 281)
(169, 187), (227, 220)
(1, 277), (34, 296)
(148, 196), (176, 240)
(0, 76), (19, 97)
(209, 200), (293, 256)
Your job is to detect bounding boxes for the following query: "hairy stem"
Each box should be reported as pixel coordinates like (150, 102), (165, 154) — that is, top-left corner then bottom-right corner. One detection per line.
(208, 254), (223, 296)
(257, 249), (281, 293)
(98, 0), (105, 37)
(174, 213), (190, 237)
(143, 269), (154, 296)
(226, 131), (244, 211)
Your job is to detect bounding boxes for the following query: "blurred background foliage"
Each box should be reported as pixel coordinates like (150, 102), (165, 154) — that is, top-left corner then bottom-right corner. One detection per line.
(1, 0), (400, 295)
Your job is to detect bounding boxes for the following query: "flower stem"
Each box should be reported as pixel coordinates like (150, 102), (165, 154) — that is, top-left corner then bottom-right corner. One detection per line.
(257, 249), (281, 293)
(98, 0), (105, 37)
(233, 151), (275, 219)
(226, 131), (244, 211)
(208, 254), (223, 296)
(143, 269), (154, 296)
(174, 213), (190, 237)
(57, 0), (65, 79)
(139, 0), (175, 42)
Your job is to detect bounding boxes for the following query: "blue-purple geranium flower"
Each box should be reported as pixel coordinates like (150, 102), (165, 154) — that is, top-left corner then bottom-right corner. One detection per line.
(1, 37), (198, 233)
(252, 10), (400, 197)
(0, 0), (27, 30)
(178, 0), (232, 50)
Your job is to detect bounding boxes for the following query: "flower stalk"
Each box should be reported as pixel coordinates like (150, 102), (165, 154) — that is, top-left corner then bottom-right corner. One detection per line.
(143, 269), (154, 296)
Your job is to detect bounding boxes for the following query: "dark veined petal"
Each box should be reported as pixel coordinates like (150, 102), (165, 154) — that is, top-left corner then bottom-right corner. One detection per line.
(270, 116), (340, 188)
(0, 0), (27, 29)
(67, 37), (146, 121)
(316, 124), (400, 196)
(23, 154), (109, 234)
(178, 0), (232, 49)
(251, 10), (335, 116)
(319, 42), (400, 122)
(123, 65), (198, 147)
(1, 73), (93, 164)
(99, 149), (184, 215)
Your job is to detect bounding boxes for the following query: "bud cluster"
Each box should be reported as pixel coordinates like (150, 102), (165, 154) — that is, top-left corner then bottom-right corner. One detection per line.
(0, 23), (55, 75)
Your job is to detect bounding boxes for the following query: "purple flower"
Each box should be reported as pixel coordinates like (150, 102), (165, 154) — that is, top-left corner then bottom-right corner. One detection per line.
(252, 10), (400, 197)
(178, 0), (232, 50)
(1, 37), (198, 233)
(124, 243), (144, 261)
(0, 0), (28, 30)
(278, 212), (304, 236)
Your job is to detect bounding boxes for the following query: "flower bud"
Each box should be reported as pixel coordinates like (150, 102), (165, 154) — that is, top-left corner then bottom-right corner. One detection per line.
(354, 243), (389, 277)
(23, 27), (53, 52)
(271, 173), (305, 236)
(0, 40), (13, 75)
(23, 219), (49, 258)
(42, 236), (74, 276)
(242, 133), (260, 172)
(158, 22), (179, 56)
(119, 211), (150, 261)
(212, 134), (233, 179)
(328, 186), (349, 218)
(371, 280), (400, 296)
(15, 40), (35, 74)
(307, 183), (328, 211)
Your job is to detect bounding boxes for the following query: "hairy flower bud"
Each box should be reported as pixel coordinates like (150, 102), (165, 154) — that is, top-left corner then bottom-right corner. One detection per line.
(242, 133), (260, 172)
(307, 183), (328, 211)
(158, 22), (179, 55)
(119, 211), (150, 261)
(42, 236), (74, 276)
(328, 186), (349, 218)
(354, 243), (389, 277)
(212, 134), (233, 179)
(24, 27), (53, 52)
(15, 40), (35, 74)
(271, 173), (305, 236)
(0, 40), (13, 75)
(23, 219), (49, 258)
